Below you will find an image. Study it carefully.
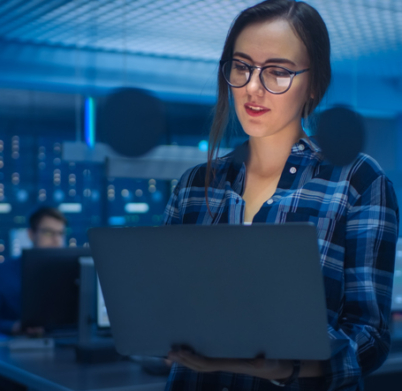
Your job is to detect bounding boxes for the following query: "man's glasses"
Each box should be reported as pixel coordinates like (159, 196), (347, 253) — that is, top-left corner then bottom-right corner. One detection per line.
(37, 228), (66, 238)
(220, 59), (310, 94)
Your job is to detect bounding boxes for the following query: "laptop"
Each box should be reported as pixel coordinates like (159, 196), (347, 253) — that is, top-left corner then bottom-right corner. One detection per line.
(88, 223), (331, 360)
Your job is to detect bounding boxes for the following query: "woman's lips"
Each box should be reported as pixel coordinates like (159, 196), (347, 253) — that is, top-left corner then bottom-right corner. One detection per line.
(244, 103), (270, 117)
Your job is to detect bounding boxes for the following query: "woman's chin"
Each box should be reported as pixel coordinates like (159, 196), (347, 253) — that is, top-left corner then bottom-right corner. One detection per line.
(242, 127), (277, 139)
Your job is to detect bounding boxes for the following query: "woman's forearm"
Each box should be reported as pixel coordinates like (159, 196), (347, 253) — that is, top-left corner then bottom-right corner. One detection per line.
(219, 358), (325, 380)
(168, 351), (326, 381)
(253, 359), (324, 380)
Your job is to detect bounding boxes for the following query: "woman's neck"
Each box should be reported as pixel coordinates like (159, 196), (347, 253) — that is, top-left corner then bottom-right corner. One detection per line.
(247, 127), (304, 178)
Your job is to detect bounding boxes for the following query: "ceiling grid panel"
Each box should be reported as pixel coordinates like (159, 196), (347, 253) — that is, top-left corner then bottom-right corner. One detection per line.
(0, 0), (69, 36)
(0, 0), (400, 76)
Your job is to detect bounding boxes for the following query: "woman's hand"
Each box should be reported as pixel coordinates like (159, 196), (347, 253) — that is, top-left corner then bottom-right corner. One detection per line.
(168, 348), (325, 380)
(167, 349), (282, 378)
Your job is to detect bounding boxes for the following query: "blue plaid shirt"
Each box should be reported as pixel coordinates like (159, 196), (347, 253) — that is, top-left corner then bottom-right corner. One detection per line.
(163, 137), (399, 391)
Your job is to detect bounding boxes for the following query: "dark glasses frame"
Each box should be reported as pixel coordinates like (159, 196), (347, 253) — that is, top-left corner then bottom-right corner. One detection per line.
(220, 58), (310, 94)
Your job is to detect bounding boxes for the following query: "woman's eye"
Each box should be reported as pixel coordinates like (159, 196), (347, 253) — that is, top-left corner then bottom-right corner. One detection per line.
(269, 69), (290, 77)
(234, 65), (248, 72)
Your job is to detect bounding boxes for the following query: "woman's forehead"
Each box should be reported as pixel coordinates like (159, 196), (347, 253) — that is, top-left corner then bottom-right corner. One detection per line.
(233, 19), (309, 67)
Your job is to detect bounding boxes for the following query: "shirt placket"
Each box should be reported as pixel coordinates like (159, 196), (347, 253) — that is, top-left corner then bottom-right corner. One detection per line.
(252, 154), (305, 223)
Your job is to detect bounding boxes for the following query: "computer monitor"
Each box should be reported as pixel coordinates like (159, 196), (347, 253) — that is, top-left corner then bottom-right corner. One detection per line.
(97, 276), (110, 328)
(76, 256), (110, 331)
(392, 238), (402, 312)
(21, 247), (91, 332)
(9, 228), (32, 258)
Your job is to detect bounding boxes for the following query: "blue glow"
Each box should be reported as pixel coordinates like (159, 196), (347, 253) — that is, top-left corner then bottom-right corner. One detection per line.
(108, 216), (126, 226)
(91, 190), (100, 201)
(198, 140), (208, 152)
(85, 97), (96, 148)
(17, 189), (29, 203)
(151, 190), (163, 203)
(53, 189), (65, 202)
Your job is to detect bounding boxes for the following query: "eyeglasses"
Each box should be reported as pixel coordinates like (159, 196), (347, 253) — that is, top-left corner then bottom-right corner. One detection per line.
(220, 59), (310, 94)
(37, 228), (66, 238)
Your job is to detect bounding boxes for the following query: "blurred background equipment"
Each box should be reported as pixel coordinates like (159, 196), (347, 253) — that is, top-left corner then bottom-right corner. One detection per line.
(316, 106), (365, 166)
(96, 88), (166, 157)
(0, 0), (400, 259)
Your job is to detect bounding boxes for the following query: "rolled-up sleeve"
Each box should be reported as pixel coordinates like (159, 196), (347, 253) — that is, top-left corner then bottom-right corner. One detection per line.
(163, 167), (193, 225)
(163, 180), (183, 225)
(324, 175), (399, 390)
(163, 165), (203, 225)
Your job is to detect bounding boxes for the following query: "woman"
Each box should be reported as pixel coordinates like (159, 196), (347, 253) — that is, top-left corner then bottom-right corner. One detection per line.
(163, 1), (399, 390)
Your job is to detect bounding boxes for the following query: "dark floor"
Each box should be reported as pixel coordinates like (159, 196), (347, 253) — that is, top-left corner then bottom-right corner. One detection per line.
(365, 371), (402, 391)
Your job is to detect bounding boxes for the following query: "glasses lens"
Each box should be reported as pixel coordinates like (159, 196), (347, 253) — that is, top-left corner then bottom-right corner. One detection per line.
(39, 228), (65, 238)
(222, 60), (249, 87)
(261, 67), (292, 93)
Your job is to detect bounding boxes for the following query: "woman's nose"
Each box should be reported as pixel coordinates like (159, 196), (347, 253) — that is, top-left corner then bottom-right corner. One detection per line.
(245, 70), (264, 96)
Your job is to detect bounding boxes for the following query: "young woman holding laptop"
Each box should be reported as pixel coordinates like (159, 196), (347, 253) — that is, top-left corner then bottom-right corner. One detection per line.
(163, 1), (399, 389)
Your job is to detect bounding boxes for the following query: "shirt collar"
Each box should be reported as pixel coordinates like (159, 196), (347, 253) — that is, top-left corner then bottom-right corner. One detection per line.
(295, 136), (321, 154)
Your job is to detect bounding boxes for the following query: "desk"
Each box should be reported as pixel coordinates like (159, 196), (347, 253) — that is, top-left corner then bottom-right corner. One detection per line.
(365, 352), (402, 391)
(1, 344), (402, 391)
(0, 346), (167, 391)
(372, 351), (402, 375)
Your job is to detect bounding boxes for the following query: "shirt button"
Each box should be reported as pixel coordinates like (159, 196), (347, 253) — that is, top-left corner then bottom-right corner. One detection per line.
(267, 199), (273, 205)
(289, 167), (297, 174)
(298, 144), (305, 151)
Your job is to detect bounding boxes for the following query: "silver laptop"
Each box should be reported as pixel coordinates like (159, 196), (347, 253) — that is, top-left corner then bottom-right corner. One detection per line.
(88, 223), (331, 360)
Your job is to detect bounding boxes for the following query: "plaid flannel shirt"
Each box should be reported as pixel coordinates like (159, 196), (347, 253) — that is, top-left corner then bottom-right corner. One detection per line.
(163, 137), (399, 391)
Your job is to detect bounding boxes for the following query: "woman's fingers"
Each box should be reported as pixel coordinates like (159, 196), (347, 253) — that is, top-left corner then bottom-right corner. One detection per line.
(168, 350), (220, 372)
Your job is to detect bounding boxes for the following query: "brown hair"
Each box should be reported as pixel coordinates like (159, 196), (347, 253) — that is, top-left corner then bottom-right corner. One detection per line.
(29, 207), (68, 231)
(205, 0), (331, 211)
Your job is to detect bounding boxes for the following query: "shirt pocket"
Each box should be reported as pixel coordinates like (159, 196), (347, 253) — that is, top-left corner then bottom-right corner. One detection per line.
(282, 212), (343, 244)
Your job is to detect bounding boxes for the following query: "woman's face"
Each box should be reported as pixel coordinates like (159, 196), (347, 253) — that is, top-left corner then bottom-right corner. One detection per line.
(231, 19), (311, 140)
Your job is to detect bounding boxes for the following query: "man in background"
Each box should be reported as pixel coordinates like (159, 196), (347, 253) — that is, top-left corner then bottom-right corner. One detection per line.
(27, 206), (67, 249)
(0, 207), (67, 335)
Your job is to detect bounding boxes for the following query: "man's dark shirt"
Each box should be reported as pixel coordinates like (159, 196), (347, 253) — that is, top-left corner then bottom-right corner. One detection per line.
(0, 258), (21, 335)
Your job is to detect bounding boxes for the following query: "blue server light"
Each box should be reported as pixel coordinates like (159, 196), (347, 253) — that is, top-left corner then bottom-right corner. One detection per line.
(108, 216), (126, 226)
(198, 140), (209, 152)
(124, 203), (150, 214)
(84, 97), (96, 149)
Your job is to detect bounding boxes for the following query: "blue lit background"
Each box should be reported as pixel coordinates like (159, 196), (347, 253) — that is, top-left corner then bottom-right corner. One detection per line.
(0, 0), (401, 259)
